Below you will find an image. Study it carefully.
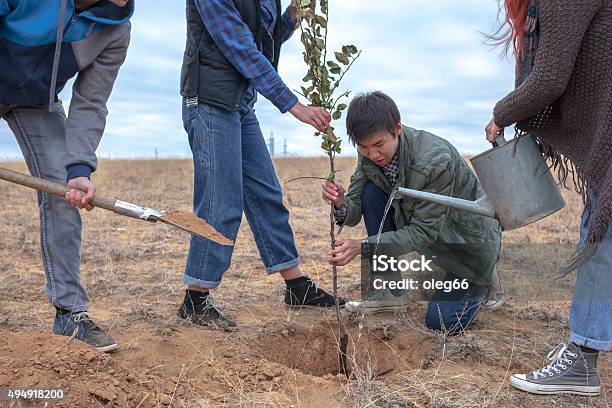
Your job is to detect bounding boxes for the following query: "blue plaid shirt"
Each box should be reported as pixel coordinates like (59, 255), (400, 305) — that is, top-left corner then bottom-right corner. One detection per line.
(195, 0), (299, 113)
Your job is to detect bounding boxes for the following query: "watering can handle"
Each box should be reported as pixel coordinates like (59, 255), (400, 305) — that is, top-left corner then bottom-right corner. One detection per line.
(492, 133), (507, 148)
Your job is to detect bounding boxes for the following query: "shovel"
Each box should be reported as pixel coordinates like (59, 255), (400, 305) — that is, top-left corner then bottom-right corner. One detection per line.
(0, 166), (233, 246)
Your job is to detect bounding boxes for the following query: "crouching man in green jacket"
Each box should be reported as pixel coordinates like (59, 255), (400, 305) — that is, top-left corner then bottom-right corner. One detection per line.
(322, 91), (502, 334)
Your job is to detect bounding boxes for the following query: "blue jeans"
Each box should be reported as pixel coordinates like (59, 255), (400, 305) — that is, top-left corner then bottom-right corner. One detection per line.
(182, 89), (300, 288)
(1, 102), (89, 312)
(362, 181), (484, 334)
(569, 193), (612, 351)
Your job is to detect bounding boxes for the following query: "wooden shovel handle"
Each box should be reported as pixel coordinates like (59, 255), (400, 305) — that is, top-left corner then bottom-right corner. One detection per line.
(0, 166), (117, 211)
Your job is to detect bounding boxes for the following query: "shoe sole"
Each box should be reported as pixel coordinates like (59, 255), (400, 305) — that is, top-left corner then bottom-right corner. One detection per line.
(96, 343), (118, 353)
(481, 294), (508, 311)
(345, 304), (408, 315)
(285, 303), (346, 310)
(177, 315), (239, 332)
(510, 376), (601, 396)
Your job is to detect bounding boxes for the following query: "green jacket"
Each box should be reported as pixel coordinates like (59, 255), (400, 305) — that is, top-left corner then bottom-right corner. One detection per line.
(343, 126), (502, 285)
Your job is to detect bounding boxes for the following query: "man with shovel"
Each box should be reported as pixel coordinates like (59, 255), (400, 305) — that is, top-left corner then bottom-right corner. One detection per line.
(177, 0), (345, 331)
(322, 91), (503, 334)
(0, 0), (133, 351)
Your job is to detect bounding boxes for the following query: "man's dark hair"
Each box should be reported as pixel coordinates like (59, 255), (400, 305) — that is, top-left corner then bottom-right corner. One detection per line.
(345, 91), (401, 145)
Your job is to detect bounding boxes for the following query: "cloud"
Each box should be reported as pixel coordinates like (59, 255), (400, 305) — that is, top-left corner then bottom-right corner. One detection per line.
(1, 0), (516, 161)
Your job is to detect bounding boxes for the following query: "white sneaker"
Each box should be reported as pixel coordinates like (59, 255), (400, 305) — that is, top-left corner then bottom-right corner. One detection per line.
(481, 263), (506, 311)
(345, 299), (409, 315)
(481, 291), (507, 310)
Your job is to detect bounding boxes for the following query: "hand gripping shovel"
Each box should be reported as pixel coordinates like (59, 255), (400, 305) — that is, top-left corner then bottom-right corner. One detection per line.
(0, 166), (233, 246)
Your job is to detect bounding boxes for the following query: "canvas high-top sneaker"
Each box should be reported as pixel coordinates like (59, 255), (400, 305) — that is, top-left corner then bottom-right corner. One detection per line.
(510, 342), (600, 396)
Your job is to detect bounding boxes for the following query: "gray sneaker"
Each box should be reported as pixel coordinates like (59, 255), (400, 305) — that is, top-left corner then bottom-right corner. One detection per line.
(53, 311), (118, 353)
(510, 343), (600, 396)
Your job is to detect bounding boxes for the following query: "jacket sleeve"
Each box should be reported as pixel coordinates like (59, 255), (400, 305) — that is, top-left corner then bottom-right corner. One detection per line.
(64, 24), (131, 180)
(366, 157), (454, 257)
(493, 0), (602, 127)
(0, 0), (10, 16)
(341, 157), (369, 227)
(280, 6), (298, 44)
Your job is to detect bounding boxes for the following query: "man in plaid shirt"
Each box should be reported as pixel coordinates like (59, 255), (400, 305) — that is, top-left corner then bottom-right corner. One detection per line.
(177, 0), (344, 331)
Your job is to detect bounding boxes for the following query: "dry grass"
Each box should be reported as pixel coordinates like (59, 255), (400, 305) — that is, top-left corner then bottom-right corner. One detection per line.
(0, 157), (609, 408)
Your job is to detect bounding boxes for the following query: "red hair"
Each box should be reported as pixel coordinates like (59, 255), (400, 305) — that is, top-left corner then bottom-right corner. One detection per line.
(490, 0), (531, 58)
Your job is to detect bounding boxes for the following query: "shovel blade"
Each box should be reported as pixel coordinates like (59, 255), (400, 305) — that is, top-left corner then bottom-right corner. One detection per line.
(157, 211), (233, 246)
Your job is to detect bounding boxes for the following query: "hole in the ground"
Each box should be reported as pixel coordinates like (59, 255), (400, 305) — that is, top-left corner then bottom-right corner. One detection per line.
(257, 324), (340, 377)
(255, 322), (434, 377)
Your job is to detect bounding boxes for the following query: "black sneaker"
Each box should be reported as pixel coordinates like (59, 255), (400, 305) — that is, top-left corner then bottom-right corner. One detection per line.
(284, 276), (347, 309)
(178, 296), (238, 332)
(53, 311), (118, 353)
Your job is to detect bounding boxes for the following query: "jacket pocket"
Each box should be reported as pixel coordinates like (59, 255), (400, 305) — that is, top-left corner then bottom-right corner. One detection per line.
(447, 212), (491, 243)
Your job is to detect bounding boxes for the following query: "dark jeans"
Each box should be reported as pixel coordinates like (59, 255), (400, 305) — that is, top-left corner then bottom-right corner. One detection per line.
(181, 88), (300, 289)
(362, 181), (484, 334)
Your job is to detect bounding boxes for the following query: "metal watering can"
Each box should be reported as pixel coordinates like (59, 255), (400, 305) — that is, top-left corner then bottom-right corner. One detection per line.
(395, 134), (566, 230)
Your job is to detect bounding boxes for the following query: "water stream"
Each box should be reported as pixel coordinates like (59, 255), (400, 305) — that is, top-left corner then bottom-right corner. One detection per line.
(374, 188), (400, 253)
(355, 188), (401, 353)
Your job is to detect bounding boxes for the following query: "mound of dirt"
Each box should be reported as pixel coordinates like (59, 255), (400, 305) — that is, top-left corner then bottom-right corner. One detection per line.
(0, 331), (157, 407)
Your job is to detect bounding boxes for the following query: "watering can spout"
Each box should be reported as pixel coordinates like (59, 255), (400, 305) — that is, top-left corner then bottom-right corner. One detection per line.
(393, 135), (566, 230)
(395, 187), (497, 219)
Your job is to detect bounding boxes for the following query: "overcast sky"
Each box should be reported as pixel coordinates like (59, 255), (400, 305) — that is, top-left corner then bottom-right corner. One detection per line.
(0, 0), (516, 160)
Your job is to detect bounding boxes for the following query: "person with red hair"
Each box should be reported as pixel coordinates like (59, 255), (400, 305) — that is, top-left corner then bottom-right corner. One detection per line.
(486, 0), (611, 397)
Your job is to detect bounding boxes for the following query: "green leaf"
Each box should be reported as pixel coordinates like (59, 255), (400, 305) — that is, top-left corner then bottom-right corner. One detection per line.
(332, 110), (342, 120)
(337, 103), (347, 111)
(325, 128), (337, 141)
(314, 15), (327, 28)
(335, 52), (349, 65)
(320, 76), (331, 94)
(342, 45), (358, 55)
(310, 92), (321, 105)
(302, 72), (313, 82)
(329, 67), (341, 75)
(315, 38), (325, 50)
(322, 132), (337, 144)
(326, 60), (340, 69)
